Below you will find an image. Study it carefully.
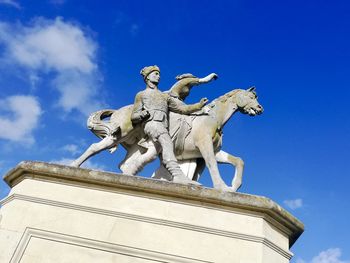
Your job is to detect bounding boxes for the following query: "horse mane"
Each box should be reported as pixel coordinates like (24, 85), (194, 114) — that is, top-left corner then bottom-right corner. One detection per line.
(208, 89), (242, 106)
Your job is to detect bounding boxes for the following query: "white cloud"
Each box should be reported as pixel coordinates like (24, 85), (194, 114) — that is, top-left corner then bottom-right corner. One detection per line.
(50, 158), (106, 171)
(311, 248), (349, 263)
(53, 70), (103, 115)
(29, 72), (40, 90)
(0, 95), (42, 144)
(284, 198), (303, 210)
(0, 18), (96, 72)
(0, 17), (105, 116)
(0, 0), (21, 9)
(297, 248), (350, 263)
(61, 144), (79, 155)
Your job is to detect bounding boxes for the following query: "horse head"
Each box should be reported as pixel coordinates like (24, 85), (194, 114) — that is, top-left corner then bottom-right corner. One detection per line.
(234, 87), (263, 116)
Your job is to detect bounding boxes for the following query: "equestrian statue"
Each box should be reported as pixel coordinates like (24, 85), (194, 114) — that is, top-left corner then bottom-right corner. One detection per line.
(71, 66), (263, 192)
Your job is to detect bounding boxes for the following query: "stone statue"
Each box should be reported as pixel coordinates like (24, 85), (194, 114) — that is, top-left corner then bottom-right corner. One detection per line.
(71, 67), (263, 192)
(130, 65), (208, 185)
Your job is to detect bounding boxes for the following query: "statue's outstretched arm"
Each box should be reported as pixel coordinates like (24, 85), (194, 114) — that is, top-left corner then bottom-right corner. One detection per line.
(168, 73), (218, 102)
(198, 73), (218, 84)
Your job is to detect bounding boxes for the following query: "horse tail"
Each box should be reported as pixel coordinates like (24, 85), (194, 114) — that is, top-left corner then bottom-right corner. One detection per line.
(87, 109), (119, 139)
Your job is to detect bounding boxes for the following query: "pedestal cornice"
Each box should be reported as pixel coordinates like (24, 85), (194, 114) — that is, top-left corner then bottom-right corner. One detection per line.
(3, 161), (304, 247)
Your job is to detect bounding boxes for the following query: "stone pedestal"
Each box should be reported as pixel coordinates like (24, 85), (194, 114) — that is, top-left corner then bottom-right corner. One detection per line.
(0, 161), (303, 263)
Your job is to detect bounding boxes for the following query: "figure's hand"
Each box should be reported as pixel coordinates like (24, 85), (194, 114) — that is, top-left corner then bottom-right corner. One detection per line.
(200, 106), (210, 115)
(198, 73), (218, 83)
(210, 73), (218, 80)
(141, 110), (150, 119)
(199, 97), (208, 107)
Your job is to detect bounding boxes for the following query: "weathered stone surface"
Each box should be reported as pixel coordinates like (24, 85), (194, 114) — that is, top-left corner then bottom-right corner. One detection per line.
(71, 66), (263, 192)
(1, 161), (304, 262)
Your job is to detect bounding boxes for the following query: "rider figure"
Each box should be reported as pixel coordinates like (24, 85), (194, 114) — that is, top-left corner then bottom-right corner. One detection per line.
(131, 65), (208, 184)
(166, 72), (218, 156)
(168, 73), (218, 101)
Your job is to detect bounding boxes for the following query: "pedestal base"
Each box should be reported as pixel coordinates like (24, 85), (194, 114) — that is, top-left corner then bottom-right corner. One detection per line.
(0, 162), (303, 263)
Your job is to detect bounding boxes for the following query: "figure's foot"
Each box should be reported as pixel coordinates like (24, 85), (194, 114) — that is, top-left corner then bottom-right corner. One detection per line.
(173, 175), (201, 186)
(120, 162), (137, 176)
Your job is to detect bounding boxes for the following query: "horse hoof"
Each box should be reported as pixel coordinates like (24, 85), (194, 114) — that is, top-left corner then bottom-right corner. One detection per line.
(70, 161), (79, 167)
(214, 185), (235, 193)
(231, 184), (241, 192)
(226, 187), (236, 193)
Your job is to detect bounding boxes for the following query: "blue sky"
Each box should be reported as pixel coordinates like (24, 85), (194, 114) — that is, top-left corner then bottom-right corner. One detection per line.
(0, 1), (349, 262)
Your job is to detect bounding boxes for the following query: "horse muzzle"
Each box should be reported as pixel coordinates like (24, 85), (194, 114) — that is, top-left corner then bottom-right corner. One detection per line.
(247, 104), (263, 116)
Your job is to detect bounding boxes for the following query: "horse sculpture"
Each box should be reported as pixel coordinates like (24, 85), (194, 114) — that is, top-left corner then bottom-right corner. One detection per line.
(71, 87), (263, 192)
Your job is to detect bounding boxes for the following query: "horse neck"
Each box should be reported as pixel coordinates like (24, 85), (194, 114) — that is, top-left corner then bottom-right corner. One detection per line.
(211, 100), (238, 127)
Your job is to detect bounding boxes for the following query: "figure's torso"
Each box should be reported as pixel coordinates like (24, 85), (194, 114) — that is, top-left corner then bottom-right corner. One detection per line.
(140, 88), (170, 127)
(141, 88), (169, 112)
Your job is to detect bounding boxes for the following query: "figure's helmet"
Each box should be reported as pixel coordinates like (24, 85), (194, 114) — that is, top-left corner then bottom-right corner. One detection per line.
(140, 65), (160, 80)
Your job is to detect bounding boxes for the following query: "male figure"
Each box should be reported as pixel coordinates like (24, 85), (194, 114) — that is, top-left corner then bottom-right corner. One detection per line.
(131, 65), (207, 184)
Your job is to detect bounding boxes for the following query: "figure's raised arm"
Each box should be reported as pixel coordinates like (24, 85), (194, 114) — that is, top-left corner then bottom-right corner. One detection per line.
(198, 73), (218, 84)
(169, 73), (218, 101)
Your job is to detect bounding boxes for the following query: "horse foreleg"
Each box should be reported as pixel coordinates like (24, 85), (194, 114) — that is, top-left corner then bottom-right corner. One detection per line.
(119, 145), (140, 174)
(71, 136), (116, 167)
(195, 136), (232, 192)
(120, 144), (158, 175)
(215, 150), (244, 192)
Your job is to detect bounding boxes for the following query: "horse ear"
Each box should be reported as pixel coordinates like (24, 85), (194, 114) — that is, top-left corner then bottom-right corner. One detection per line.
(247, 86), (256, 92)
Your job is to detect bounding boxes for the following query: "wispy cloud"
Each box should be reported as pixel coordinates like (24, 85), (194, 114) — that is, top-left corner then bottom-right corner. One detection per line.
(0, 17), (105, 116)
(297, 248), (350, 263)
(0, 95), (42, 144)
(61, 143), (79, 155)
(283, 198), (303, 210)
(0, 0), (21, 9)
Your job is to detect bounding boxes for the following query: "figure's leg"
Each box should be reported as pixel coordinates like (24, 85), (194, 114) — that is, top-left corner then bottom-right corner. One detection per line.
(152, 160), (197, 181)
(195, 136), (232, 192)
(120, 143), (158, 175)
(157, 133), (200, 185)
(215, 150), (244, 192)
(71, 136), (116, 167)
